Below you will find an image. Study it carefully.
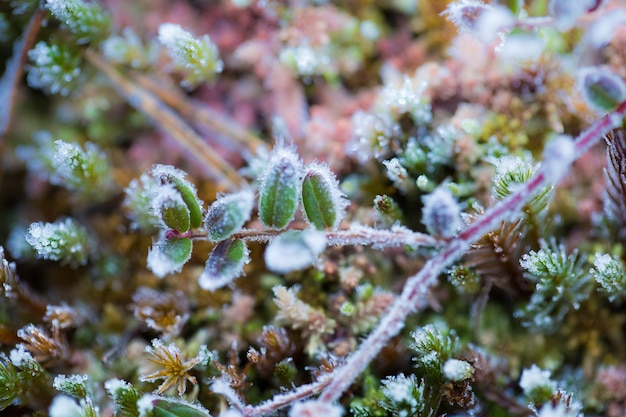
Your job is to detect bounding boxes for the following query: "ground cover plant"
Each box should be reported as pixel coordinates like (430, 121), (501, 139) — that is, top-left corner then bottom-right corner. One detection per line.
(2, 0), (626, 416)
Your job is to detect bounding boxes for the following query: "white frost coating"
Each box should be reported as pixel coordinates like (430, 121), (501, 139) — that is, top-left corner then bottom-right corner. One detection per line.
(150, 183), (187, 228)
(498, 33), (545, 63)
(443, 359), (474, 381)
(548, 0), (598, 31)
(536, 399), (582, 417)
(53, 374), (88, 392)
(212, 378), (245, 410)
(381, 374), (419, 409)
(542, 134), (575, 184)
(49, 395), (83, 417)
(441, 0), (491, 33)
(475, 5), (515, 43)
(264, 229), (327, 274)
(421, 186), (462, 238)
(104, 378), (132, 397)
(137, 394), (155, 417)
(302, 162), (349, 230)
(9, 344), (34, 367)
(157, 22), (223, 84)
(587, 10), (626, 48)
(279, 43), (330, 77)
(198, 241), (250, 291)
(289, 400), (344, 417)
(519, 364), (556, 396)
(146, 238), (190, 278)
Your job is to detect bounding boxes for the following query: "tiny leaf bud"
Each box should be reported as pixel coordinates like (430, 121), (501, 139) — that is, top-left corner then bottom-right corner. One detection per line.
(258, 147), (302, 229)
(198, 239), (250, 291)
(421, 186), (462, 238)
(301, 162), (348, 230)
(577, 67), (626, 114)
(204, 189), (254, 242)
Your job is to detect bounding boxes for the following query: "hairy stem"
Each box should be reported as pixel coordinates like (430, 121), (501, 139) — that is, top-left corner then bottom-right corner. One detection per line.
(317, 101), (626, 404)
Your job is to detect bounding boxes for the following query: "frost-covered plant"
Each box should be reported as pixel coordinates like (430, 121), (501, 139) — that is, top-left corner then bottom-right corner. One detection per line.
(5, 0), (626, 416)
(516, 239), (592, 331)
(27, 40), (83, 96)
(25, 218), (91, 266)
(158, 22), (223, 88)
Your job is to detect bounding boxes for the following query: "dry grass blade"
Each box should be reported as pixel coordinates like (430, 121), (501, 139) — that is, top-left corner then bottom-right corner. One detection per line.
(134, 73), (265, 154)
(84, 50), (244, 191)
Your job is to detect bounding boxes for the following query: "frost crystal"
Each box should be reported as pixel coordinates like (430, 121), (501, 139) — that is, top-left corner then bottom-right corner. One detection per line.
(519, 364), (556, 399)
(592, 253), (626, 302)
(279, 43), (330, 77)
(25, 218), (90, 266)
(442, 0), (491, 34)
(27, 41), (82, 96)
(9, 344), (35, 367)
(290, 400), (343, 417)
(46, 0), (110, 43)
(443, 359), (474, 381)
(379, 374), (425, 417)
(158, 23), (223, 87)
(548, 0), (601, 31)
(264, 229), (327, 274)
(49, 395), (83, 417)
(421, 186), (462, 238)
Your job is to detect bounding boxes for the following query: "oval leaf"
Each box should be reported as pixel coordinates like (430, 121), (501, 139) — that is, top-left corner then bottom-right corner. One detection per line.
(204, 189), (254, 242)
(199, 239), (249, 291)
(258, 148), (302, 229)
(147, 238), (193, 278)
(301, 163), (347, 230)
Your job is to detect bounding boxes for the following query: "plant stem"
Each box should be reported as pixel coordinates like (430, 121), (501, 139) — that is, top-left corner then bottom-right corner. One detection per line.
(317, 101), (626, 404)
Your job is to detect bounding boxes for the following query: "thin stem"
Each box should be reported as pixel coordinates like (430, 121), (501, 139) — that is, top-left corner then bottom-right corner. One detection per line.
(84, 50), (244, 192)
(317, 102), (626, 404)
(0, 8), (45, 141)
(169, 225), (440, 248)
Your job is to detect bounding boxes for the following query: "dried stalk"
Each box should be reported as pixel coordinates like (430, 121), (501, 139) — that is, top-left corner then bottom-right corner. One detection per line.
(134, 73), (266, 154)
(84, 50), (244, 191)
(0, 8), (45, 141)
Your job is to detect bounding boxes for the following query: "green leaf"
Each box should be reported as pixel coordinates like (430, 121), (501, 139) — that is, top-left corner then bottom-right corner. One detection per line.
(158, 196), (191, 233)
(204, 189), (254, 242)
(199, 239), (249, 291)
(258, 148), (302, 229)
(170, 176), (203, 229)
(147, 238), (193, 278)
(301, 168), (340, 230)
(139, 395), (211, 417)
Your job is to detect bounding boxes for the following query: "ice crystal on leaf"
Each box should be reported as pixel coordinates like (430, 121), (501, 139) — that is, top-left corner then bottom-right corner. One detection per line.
(26, 218), (90, 266)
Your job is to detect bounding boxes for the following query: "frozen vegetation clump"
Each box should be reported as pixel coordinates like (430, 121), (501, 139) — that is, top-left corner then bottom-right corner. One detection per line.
(2, 0), (626, 416)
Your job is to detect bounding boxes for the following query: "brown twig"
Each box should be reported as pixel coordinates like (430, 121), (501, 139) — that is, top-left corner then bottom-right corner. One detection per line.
(0, 8), (45, 142)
